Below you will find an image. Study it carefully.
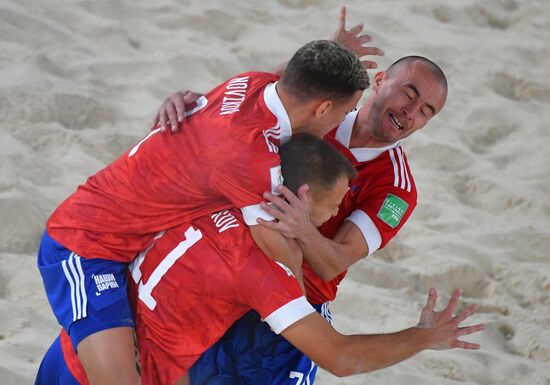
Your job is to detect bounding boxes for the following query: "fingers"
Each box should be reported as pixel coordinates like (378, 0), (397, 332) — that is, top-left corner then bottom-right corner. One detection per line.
(453, 340), (481, 350)
(182, 91), (200, 105)
(257, 217), (293, 239)
(424, 288), (438, 312)
(173, 94), (187, 127)
(442, 288), (461, 318)
(159, 101), (177, 132)
(456, 323), (485, 338)
(348, 23), (364, 36)
(277, 185), (304, 207)
(358, 34), (373, 44)
(164, 100), (178, 132)
(257, 217), (282, 230)
(259, 201), (285, 218)
(337, 6), (346, 31)
(453, 304), (478, 325)
(358, 46), (385, 57)
(159, 105), (168, 132)
(263, 191), (291, 212)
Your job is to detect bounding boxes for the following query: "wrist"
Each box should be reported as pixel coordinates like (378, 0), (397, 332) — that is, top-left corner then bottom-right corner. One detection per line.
(295, 219), (318, 243)
(408, 327), (434, 352)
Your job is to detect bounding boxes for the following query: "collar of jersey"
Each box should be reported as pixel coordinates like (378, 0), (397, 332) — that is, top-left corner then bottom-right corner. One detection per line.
(263, 82), (292, 143)
(335, 107), (402, 163)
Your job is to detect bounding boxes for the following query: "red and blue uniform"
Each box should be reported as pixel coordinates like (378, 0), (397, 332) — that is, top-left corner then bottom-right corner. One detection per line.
(190, 109), (418, 385)
(36, 210), (313, 385)
(36, 71), (293, 380)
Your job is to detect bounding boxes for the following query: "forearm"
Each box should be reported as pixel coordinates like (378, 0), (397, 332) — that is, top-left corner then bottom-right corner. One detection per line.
(296, 224), (351, 281)
(333, 327), (430, 376)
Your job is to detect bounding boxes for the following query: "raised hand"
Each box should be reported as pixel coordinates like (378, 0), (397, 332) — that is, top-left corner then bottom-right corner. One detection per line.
(152, 90), (203, 132)
(329, 6), (384, 69)
(418, 288), (485, 350)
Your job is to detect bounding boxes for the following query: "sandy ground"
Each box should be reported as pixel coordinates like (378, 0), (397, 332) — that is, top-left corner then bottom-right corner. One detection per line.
(0, 0), (549, 384)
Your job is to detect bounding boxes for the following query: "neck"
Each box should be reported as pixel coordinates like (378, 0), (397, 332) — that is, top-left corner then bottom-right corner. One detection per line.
(349, 101), (395, 149)
(276, 83), (315, 134)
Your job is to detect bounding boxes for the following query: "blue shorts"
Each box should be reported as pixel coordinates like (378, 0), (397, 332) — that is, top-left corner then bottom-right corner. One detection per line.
(189, 303), (332, 385)
(35, 335), (81, 385)
(37, 231), (134, 349)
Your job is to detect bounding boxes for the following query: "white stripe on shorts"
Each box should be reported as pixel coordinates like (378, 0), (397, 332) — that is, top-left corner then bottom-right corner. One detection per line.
(61, 256), (78, 322)
(67, 253), (82, 320)
(74, 254), (87, 319)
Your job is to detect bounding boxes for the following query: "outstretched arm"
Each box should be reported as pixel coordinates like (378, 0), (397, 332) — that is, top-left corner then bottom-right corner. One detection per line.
(281, 289), (484, 377)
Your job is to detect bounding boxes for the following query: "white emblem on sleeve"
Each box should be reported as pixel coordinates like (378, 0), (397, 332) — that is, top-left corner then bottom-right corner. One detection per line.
(270, 165), (283, 196)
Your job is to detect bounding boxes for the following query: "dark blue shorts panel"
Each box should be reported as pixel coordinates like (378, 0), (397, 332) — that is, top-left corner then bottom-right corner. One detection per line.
(37, 231), (135, 349)
(189, 304), (328, 385)
(35, 336), (82, 385)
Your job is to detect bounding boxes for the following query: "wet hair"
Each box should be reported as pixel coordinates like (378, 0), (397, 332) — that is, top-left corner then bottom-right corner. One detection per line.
(279, 133), (356, 196)
(386, 55), (448, 90)
(280, 40), (369, 104)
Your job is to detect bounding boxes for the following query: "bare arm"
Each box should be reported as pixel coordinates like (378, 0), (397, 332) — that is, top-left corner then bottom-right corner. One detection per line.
(281, 289), (484, 377)
(258, 186), (367, 281)
(249, 224), (305, 290)
(297, 221), (368, 280)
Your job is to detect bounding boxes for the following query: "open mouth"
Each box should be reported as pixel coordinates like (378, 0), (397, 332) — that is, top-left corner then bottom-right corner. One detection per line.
(389, 113), (404, 130)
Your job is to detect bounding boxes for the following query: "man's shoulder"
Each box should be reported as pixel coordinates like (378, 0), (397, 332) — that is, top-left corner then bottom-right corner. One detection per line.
(206, 71), (279, 128)
(358, 146), (416, 187)
(194, 210), (257, 250)
(350, 146), (417, 211)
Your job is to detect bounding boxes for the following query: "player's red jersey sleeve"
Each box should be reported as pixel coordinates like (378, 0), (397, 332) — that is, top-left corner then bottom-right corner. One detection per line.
(208, 133), (283, 225)
(240, 253), (313, 334)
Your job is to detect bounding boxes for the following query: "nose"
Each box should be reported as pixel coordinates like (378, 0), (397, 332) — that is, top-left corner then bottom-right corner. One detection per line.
(401, 104), (417, 126)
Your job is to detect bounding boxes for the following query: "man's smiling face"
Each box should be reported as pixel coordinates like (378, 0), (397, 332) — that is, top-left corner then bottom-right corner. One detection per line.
(367, 60), (448, 145)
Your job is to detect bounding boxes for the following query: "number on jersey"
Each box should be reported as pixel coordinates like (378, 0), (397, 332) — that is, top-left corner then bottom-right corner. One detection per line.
(131, 226), (203, 310)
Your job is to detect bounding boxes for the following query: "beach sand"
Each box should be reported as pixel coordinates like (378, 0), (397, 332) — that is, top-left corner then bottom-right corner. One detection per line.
(0, 0), (549, 384)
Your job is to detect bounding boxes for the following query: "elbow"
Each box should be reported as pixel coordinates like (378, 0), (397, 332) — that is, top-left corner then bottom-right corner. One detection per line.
(320, 345), (371, 378)
(323, 360), (365, 378)
(325, 364), (352, 378)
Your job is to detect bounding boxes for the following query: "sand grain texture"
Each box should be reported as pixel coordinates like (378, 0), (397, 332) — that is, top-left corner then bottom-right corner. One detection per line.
(0, 0), (548, 384)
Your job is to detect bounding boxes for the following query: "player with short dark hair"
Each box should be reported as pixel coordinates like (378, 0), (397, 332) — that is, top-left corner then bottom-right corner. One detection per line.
(35, 40), (366, 385)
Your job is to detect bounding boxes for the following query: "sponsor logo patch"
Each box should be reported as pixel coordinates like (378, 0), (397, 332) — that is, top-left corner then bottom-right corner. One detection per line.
(93, 273), (120, 296)
(270, 165), (284, 195)
(377, 194), (409, 229)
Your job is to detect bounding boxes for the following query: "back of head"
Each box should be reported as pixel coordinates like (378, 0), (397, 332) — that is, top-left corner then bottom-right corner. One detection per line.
(279, 133), (356, 196)
(280, 40), (370, 104)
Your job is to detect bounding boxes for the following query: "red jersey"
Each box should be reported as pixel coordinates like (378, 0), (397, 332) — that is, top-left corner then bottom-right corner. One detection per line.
(304, 110), (418, 304)
(47, 72), (290, 262)
(129, 209), (313, 385)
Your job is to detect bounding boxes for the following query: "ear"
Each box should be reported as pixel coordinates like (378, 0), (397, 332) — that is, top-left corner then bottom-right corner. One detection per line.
(371, 71), (386, 92)
(313, 100), (332, 118)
